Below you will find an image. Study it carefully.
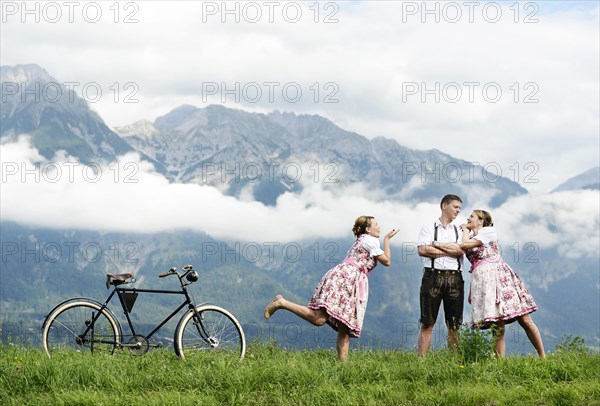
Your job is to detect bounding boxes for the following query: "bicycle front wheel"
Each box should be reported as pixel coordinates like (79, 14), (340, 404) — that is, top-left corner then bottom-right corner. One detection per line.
(174, 305), (246, 360)
(42, 300), (121, 357)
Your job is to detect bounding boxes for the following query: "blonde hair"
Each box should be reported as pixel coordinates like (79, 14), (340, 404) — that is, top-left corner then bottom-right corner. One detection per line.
(352, 216), (374, 237)
(473, 210), (494, 227)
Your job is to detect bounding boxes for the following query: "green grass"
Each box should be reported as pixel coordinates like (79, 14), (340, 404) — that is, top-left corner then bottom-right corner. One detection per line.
(1, 341), (599, 406)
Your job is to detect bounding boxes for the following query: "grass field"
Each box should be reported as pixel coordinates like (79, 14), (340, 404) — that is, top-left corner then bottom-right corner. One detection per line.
(1, 337), (599, 406)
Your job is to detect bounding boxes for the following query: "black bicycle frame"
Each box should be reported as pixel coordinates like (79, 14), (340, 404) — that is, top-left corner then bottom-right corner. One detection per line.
(80, 283), (205, 347)
(115, 286), (195, 339)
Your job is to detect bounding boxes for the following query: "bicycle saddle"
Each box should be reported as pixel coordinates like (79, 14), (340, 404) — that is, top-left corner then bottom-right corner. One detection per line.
(106, 273), (135, 288)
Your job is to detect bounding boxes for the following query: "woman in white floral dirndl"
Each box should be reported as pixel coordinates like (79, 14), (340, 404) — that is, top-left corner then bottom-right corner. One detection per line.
(264, 216), (399, 362)
(460, 210), (545, 358)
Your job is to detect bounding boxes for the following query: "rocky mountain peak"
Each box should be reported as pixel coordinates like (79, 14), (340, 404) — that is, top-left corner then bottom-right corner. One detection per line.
(114, 120), (159, 138)
(154, 104), (199, 129)
(0, 63), (54, 84)
(0, 64), (159, 167)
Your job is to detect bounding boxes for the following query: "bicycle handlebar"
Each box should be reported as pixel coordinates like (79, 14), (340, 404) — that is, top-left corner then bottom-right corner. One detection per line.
(159, 267), (178, 278)
(158, 265), (196, 281)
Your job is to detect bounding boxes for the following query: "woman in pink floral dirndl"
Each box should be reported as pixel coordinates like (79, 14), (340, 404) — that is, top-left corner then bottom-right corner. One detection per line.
(264, 216), (399, 362)
(460, 210), (545, 358)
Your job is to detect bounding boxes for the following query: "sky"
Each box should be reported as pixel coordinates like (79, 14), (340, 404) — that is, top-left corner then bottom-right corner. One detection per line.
(1, 1), (599, 254)
(1, 0), (598, 193)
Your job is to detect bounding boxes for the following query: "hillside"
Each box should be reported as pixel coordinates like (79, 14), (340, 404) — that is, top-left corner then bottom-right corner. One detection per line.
(1, 221), (598, 354)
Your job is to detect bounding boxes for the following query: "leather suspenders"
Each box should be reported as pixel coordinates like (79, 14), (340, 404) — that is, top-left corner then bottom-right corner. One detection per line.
(431, 222), (461, 271)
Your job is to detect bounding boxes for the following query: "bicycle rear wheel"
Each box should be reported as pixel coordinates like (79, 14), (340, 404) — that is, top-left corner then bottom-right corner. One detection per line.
(42, 300), (121, 357)
(174, 305), (246, 360)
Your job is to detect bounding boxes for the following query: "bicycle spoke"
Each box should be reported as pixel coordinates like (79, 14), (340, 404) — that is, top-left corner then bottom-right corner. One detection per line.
(176, 306), (245, 359)
(43, 302), (119, 356)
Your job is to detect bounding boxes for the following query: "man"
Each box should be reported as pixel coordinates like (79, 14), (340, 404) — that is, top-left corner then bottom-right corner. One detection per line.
(417, 194), (465, 357)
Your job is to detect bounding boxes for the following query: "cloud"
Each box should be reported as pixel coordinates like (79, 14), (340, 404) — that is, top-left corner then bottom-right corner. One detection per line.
(1, 137), (597, 260)
(494, 190), (600, 259)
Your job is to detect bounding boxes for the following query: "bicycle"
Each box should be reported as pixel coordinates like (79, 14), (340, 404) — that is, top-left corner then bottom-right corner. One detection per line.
(41, 265), (246, 360)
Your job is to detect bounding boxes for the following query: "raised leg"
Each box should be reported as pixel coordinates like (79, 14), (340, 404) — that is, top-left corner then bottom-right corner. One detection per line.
(264, 296), (328, 326)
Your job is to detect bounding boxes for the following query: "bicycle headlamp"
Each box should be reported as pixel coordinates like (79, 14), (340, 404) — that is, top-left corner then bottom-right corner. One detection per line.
(186, 270), (199, 282)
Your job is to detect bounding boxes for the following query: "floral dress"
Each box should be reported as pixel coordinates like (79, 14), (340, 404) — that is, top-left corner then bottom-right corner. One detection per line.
(466, 227), (538, 329)
(308, 234), (383, 338)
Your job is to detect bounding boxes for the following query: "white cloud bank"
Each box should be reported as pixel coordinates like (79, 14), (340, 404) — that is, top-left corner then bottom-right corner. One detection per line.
(1, 137), (598, 259)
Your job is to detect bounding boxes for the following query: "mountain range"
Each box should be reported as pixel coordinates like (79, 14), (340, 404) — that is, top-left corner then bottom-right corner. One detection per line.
(553, 166), (599, 192)
(1, 64), (598, 352)
(2, 64), (527, 207)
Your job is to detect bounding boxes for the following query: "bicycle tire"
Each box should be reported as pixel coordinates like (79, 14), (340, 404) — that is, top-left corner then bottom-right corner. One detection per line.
(174, 305), (246, 360)
(42, 299), (121, 357)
